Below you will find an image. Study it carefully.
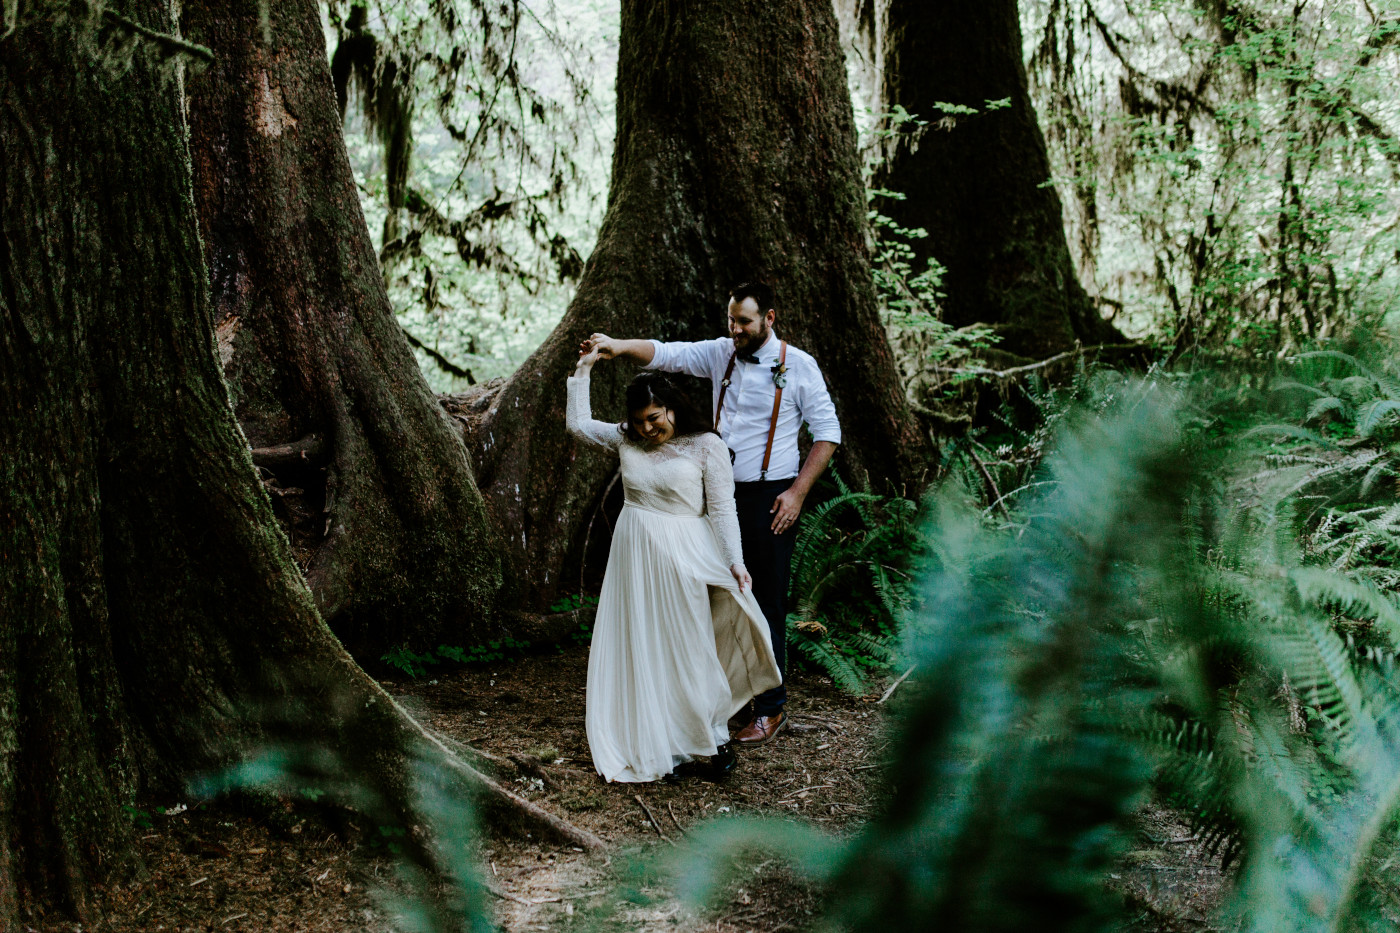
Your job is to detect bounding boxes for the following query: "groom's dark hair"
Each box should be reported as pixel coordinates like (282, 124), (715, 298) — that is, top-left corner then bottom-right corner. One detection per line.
(623, 372), (718, 441)
(730, 280), (774, 312)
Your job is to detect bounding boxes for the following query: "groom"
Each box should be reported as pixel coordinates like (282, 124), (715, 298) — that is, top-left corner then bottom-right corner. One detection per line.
(580, 281), (840, 746)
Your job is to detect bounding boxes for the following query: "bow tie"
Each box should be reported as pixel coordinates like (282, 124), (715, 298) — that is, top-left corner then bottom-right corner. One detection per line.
(737, 352), (762, 364)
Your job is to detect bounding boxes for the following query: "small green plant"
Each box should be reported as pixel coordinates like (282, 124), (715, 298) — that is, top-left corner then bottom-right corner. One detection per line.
(548, 592), (599, 613)
(436, 637), (529, 666)
(382, 645), (440, 679)
(382, 638), (532, 679)
(121, 805), (153, 830)
(371, 823), (408, 856)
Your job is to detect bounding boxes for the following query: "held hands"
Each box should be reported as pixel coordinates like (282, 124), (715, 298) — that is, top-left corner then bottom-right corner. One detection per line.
(574, 345), (601, 376)
(579, 333), (619, 360)
(730, 563), (752, 592)
(770, 486), (807, 534)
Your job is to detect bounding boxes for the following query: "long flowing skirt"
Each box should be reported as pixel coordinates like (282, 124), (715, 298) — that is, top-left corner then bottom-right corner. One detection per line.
(586, 503), (782, 783)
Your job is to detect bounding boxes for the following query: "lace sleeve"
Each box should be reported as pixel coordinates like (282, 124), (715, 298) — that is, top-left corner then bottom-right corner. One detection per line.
(566, 375), (623, 450)
(699, 433), (745, 568)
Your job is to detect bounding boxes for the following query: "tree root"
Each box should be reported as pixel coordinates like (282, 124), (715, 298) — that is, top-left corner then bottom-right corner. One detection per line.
(507, 753), (566, 793)
(404, 711), (606, 851)
(459, 757), (605, 852)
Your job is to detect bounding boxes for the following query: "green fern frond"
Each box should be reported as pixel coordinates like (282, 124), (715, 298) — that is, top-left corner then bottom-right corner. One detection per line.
(1272, 379), (1331, 400)
(1357, 460), (1393, 499)
(1307, 395), (1349, 421)
(790, 627), (871, 694)
(1289, 567), (1400, 646)
(1355, 399), (1400, 437)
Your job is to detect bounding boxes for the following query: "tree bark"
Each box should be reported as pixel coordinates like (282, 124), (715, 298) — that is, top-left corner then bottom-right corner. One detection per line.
(0, 4), (591, 923)
(468, 0), (931, 605)
(182, 0), (500, 657)
(874, 0), (1123, 358)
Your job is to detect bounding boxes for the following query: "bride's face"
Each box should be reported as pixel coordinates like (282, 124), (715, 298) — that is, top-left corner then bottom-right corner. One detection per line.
(630, 403), (676, 445)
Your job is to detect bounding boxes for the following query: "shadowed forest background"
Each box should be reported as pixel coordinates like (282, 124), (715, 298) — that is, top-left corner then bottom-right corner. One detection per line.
(6, 0), (1400, 930)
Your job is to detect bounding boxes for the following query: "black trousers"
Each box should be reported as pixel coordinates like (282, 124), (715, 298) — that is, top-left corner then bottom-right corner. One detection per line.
(734, 478), (798, 716)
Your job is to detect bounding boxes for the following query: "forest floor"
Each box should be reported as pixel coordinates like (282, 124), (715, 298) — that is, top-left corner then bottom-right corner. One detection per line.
(38, 646), (1231, 933)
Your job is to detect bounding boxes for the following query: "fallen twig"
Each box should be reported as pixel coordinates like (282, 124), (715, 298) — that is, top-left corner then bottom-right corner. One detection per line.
(250, 433), (327, 470)
(634, 794), (673, 844)
(799, 714), (843, 726)
(666, 801), (686, 835)
(966, 447), (1012, 522)
(777, 784), (835, 803)
(945, 343), (1144, 380)
(878, 665), (917, 704)
(486, 884), (561, 906)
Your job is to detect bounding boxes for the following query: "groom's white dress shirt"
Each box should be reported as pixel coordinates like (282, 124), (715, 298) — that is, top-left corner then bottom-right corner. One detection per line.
(646, 330), (841, 483)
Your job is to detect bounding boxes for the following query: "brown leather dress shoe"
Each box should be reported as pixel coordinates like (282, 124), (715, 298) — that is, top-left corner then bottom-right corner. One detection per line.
(734, 711), (788, 746)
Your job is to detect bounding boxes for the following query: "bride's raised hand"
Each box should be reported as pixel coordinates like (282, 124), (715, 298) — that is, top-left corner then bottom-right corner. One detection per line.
(729, 563), (752, 592)
(574, 345), (602, 375)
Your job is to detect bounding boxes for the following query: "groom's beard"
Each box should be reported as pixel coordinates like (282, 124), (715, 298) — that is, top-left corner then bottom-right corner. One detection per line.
(734, 324), (769, 353)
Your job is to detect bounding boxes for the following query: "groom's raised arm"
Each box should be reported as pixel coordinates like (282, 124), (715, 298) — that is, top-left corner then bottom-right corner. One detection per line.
(581, 336), (656, 366)
(645, 338), (729, 379)
(582, 334), (725, 380)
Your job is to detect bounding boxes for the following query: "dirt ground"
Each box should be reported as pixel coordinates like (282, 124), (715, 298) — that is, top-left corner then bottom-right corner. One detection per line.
(29, 647), (887, 933)
(30, 646), (1230, 933)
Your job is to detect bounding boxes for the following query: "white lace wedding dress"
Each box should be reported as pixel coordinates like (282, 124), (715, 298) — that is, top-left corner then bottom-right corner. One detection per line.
(566, 374), (782, 782)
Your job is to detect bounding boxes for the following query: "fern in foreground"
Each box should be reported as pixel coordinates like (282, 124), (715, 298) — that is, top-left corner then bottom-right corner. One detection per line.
(681, 359), (1400, 932)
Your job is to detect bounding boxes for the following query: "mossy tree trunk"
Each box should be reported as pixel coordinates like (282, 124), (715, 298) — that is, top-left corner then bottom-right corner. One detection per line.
(182, 0), (500, 657)
(0, 3), (592, 923)
(468, 0), (931, 606)
(874, 0), (1123, 358)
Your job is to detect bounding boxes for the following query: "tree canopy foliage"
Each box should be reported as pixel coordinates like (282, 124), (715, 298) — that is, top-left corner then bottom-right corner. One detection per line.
(330, 0), (612, 386)
(1025, 0), (1400, 356)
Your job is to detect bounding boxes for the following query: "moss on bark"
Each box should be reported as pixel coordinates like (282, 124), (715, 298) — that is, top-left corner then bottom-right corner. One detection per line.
(0, 2), (591, 922)
(183, 0), (501, 657)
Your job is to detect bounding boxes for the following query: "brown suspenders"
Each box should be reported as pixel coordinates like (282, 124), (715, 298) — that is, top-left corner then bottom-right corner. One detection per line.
(714, 341), (788, 481)
(714, 352), (738, 431)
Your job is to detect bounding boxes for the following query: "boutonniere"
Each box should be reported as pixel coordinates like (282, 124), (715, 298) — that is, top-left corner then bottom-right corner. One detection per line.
(771, 361), (788, 389)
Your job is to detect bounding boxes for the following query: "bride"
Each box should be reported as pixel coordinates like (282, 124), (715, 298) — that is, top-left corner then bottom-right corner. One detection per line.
(567, 346), (782, 783)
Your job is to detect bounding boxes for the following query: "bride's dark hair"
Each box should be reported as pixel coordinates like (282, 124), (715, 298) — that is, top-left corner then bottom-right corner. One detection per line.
(622, 372), (717, 441)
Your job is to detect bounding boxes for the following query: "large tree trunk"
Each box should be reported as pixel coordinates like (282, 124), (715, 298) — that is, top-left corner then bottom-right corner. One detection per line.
(874, 0), (1123, 358)
(0, 4), (590, 923)
(181, 0), (500, 657)
(468, 0), (931, 606)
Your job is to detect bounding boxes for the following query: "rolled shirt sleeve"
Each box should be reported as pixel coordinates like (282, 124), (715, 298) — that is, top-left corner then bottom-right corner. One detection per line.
(796, 354), (842, 445)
